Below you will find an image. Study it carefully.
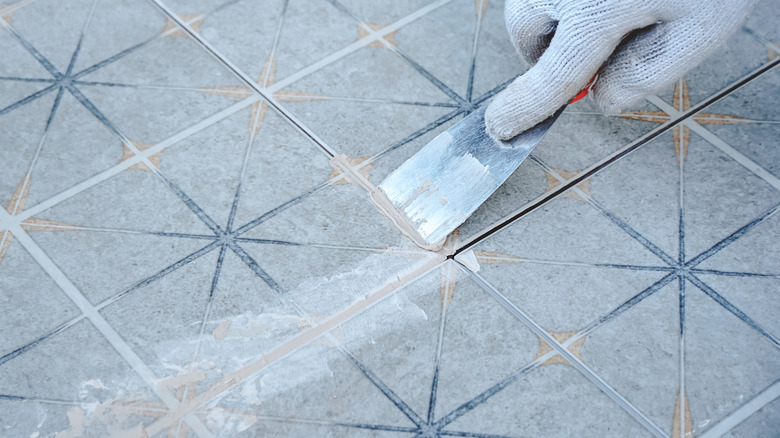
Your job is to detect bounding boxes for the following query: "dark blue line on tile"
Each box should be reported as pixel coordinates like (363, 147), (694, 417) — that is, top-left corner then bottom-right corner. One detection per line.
(150, 231), (217, 240)
(210, 0), (246, 15)
(439, 431), (518, 438)
(0, 394), (27, 401)
(589, 272), (677, 331)
(98, 240), (219, 307)
(71, 35), (159, 80)
(687, 274), (779, 348)
(0, 83), (58, 116)
(678, 208), (685, 266)
(426, 365), (440, 426)
(392, 48), (467, 106)
(434, 361), (539, 429)
(678, 274), (686, 336)
(472, 77), (514, 105)
(690, 269), (780, 278)
(588, 199), (677, 267)
(371, 107), (465, 160)
(234, 237), (303, 246)
(338, 345), (424, 427)
(3, 24), (62, 79)
(332, 422), (418, 433)
(465, 57), (477, 104)
(0, 76), (55, 83)
(44, 86), (65, 131)
(64, 84), (127, 141)
(208, 244), (227, 301)
(0, 318), (79, 366)
(227, 242), (286, 295)
(226, 182), (242, 233)
(65, 35), (84, 78)
(154, 172), (224, 235)
(686, 202), (780, 268)
(233, 182), (327, 236)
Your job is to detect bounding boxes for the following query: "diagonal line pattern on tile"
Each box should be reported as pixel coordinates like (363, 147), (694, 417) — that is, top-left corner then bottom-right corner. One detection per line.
(456, 57), (780, 253)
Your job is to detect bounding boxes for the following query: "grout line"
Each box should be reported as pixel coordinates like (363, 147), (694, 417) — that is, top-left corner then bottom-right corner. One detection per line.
(698, 379), (780, 438)
(646, 95), (780, 191)
(141, 254), (445, 435)
(17, 96), (256, 221)
(455, 57), (780, 253)
(0, 210), (213, 437)
(148, 0), (337, 158)
(269, 0), (455, 93)
(466, 268), (669, 438)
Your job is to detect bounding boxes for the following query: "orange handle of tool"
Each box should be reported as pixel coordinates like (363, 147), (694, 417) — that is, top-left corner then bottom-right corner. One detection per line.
(569, 73), (597, 103)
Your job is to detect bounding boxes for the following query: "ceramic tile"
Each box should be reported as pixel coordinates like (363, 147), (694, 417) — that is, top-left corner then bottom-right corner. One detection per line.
(722, 397), (780, 438)
(26, 169), (214, 304)
(443, 364), (651, 437)
(702, 67), (780, 179)
(656, 27), (769, 108)
(581, 280), (681, 435)
(210, 343), (418, 435)
(336, 0), (437, 24)
(1, 0), (778, 436)
(684, 286), (780, 435)
(166, 0), (358, 83)
(743, 0), (780, 43)
(99, 248), (303, 390)
(0, 240), (80, 356)
(278, 46), (456, 159)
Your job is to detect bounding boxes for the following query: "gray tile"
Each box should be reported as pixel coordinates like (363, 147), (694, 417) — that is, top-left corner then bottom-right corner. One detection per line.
(0, 28), (54, 110)
(0, 319), (148, 401)
(582, 280), (681, 435)
(744, 0), (780, 42)
(697, 211), (780, 275)
(682, 131), (780, 259)
(703, 68), (780, 179)
(210, 343), (417, 433)
(656, 27), (769, 108)
(100, 248), (303, 390)
(178, 0), (358, 83)
(474, 258), (668, 333)
(696, 274), (780, 342)
(337, 0), (437, 24)
(279, 46), (455, 158)
(0, 91), (54, 209)
(722, 396), (780, 438)
(589, 132), (681, 258)
(228, 109), (335, 231)
(468, 195), (666, 267)
(443, 364), (652, 437)
(0, 240), (80, 356)
(78, 34), (247, 144)
(24, 92), (125, 207)
(684, 286), (780, 435)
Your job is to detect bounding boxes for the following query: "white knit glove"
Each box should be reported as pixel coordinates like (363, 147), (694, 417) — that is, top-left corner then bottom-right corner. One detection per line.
(485, 0), (758, 140)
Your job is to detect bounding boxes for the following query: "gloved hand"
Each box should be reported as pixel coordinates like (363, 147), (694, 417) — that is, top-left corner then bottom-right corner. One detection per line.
(485, 0), (758, 140)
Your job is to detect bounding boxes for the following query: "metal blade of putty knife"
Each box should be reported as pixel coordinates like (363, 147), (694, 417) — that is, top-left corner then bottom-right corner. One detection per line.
(372, 105), (564, 250)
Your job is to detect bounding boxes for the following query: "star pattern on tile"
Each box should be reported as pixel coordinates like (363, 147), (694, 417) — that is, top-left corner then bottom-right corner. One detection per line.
(618, 78), (751, 162)
(328, 156), (373, 185)
(120, 141), (161, 172)
(544, 168), (592, 201)
(534, 331), (585, 367)
(162, 13), (204, 38)
(357, 23), (397, 49)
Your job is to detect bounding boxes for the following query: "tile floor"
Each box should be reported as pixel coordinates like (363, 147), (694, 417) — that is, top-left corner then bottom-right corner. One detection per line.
(0, 0), (778, 437)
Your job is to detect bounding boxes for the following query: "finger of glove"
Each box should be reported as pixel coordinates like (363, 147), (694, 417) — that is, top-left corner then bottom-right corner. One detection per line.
(504, 0), (556, 63)
(593, 2), (758, 114)
(487, 16), (640, 140)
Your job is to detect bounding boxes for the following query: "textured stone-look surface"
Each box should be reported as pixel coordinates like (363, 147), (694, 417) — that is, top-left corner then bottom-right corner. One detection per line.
(0, 0), (778, 437)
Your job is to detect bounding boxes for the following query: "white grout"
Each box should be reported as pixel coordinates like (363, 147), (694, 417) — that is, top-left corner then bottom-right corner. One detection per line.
(699, 380), (780, 438)
(0, 208), (213, 437)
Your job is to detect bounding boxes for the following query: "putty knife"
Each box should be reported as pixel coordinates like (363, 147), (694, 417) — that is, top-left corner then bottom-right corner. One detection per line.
(372, 105), (565, 250)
